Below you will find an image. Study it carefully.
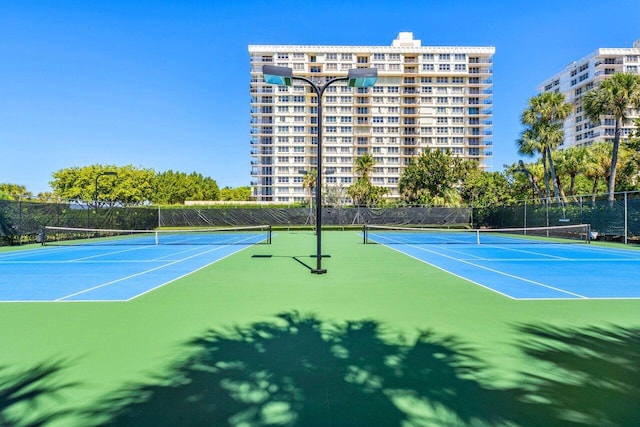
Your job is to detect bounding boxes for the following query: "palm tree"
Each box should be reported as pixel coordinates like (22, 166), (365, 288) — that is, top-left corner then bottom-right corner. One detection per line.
(583, 72), (640, 203)
(348, 154), (387, 206)
(517, 128), (553, 200)
(583, 142), (611, 201)
(354, 153), (375, 181)
(553, 146), (587, 202)
(518, 92), (573, 202)
(515, 160), (545, 202)
(302, 169), (317, 222)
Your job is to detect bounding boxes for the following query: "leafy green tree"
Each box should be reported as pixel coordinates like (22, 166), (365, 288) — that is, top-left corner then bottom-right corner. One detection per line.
(152, 170), (219, 205)
(35, 192), (63, 203)
(50, 164), (154, 206)
(346, 179), (387, 207)
(398, 149), (464, 206)
(218, 186), (251, 201)
(517, 92), (573, 201)
(0, 183), (32, 200)
(631, 117), (640, 148)
(505, 160), (553, 202)
(459, 168), (515, 208)
(583, 72), (640, 202)
(109, 165), (156, 205)
(609, 144), (639, 192)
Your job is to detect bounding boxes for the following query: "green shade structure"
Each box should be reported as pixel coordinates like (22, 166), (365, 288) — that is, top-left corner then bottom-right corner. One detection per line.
(261, 65), (377, 274)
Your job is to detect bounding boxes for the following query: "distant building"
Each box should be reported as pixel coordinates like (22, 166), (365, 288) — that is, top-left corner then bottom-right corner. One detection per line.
(248, 32), (495, 203)
(538, 39), (640, 149)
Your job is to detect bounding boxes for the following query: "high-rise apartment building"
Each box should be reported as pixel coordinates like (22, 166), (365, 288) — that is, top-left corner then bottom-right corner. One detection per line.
(538, 39), (640, 149)
(249, 32), (495, 203)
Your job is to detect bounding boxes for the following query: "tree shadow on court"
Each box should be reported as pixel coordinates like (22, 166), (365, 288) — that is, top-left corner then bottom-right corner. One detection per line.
(0, 360), (75, 426)
(88, 312), (520, 426)
(83, 314), (640, 426)
(513, 324), (640, 427)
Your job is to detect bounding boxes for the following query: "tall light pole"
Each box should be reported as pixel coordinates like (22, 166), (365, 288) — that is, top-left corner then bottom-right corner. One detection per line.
(263, 65), (377, 274)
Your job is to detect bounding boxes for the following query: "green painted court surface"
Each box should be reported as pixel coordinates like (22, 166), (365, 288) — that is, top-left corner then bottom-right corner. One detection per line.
(1, 231), (639, 426)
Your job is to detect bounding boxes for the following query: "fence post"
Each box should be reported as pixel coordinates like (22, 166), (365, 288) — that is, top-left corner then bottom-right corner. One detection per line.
(18, 196), (23, 245)
(546, 197), (550, 228)
(624, 191), (628, 245)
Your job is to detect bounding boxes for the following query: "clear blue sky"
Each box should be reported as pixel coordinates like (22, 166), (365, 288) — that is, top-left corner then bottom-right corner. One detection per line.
(2, 0), (639, 194)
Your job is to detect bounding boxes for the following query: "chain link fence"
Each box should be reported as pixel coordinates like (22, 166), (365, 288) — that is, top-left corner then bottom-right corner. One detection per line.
(1, 200), (471, 246)
(2, 192), (639, 246)
(474, 191), (640, 244)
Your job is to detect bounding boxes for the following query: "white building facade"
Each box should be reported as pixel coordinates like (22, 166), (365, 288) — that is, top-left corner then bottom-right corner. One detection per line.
(538, 39), (640, 149)
(249, 33), (495, 203)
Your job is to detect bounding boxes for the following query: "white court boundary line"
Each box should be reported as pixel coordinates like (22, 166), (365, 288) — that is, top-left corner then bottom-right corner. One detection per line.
(55, 241), (262, 302)
(370, 238), (588, 300)
(0, 235), (268, 303)
(408, 243), (587, 298)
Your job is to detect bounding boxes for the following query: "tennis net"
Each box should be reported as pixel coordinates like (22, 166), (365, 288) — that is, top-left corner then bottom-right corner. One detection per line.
(41, 225), (272, 246)
(363, 224), (592, 245)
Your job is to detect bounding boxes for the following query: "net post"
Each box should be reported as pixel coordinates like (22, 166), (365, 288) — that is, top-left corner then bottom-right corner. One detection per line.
(38, 226), (46, 246)
(267, 225), (272, 244)
(155, 231), (159, 245)
(476, 229), (480, 244)
(363, 224), (368, 244)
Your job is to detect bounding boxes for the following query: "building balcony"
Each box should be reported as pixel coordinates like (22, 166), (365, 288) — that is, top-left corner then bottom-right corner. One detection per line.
(469, 58), (492, 64)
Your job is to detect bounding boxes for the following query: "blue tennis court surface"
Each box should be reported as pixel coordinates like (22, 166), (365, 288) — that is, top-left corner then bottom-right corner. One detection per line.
(368, 232), (640, 300)
(0, 241), (260, 302)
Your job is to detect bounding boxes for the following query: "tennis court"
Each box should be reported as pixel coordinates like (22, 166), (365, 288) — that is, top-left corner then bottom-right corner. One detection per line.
(0, 226), (271, 302)
(1, 230), (639, 426)
(364, 224), (640, 300)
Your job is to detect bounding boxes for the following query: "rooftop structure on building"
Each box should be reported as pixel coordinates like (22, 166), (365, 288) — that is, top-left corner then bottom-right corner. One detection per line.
(249, 32), (495, 203)
(538, 39), (640, 150)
